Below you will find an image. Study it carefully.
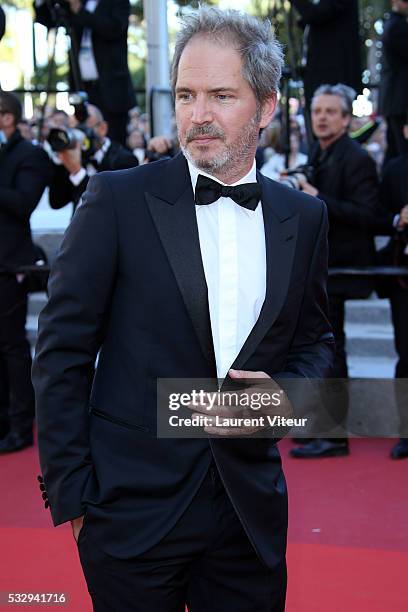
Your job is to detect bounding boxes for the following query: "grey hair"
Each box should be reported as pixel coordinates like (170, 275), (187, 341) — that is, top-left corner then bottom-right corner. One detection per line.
(171, 5), (284, 106)
(312, 84), (356, 116)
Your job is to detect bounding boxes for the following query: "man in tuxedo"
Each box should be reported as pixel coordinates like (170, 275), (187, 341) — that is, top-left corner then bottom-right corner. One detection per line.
(47, 104), (138, 214)
(0, 91), (50, 453)
(34, 0), (135, 145)
(33, 7), (334, 611)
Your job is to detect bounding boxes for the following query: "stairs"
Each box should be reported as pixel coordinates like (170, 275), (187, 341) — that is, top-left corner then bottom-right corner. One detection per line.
(27, 290), (400, 437)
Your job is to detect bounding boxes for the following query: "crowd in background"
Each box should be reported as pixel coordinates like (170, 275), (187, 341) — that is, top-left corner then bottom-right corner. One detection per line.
(0, 0), (407, 457)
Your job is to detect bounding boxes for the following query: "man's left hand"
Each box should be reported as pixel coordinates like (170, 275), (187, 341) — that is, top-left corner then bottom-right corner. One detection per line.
(187, 369), (292, 437)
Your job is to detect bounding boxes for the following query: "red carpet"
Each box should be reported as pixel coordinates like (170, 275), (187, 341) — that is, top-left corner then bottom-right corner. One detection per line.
(0, 438), (407, 611)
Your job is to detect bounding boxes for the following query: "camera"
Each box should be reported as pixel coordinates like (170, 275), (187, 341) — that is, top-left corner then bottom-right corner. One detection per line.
(279, 164), (314, 191)
(144, 147), (175, 163)
(46, 92), (97, 161)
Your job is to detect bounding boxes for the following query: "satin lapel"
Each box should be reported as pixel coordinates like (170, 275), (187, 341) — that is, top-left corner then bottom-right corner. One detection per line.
(231, 179), (299, 370)
(145, 180), (216, 372)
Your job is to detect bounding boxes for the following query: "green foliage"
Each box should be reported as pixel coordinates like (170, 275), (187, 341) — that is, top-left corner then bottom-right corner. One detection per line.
(2, 0), (32, 8)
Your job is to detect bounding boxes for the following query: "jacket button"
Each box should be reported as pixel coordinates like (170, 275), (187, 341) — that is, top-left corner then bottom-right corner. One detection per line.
(42, 492), (48, 500)
(37, 475), (44, 483)
(44, 501), (50, 509)
(39, 484), (46, 491)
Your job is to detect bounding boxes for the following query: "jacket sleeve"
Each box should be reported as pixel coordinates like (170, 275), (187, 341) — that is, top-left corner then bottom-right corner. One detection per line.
(291, 0), (352, 25)
(49, 164), (90, 209)
(268, 202), (335, 424)
(33, 172), (118, 526)
(272, 201), (335, 381)
(71, 0), (129, 41)
(0, 147), (51, 222)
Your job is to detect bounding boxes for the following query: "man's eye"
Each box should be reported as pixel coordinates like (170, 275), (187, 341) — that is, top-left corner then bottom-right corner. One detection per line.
(177, 93), (192, 102)
(216, 94), (231, 101)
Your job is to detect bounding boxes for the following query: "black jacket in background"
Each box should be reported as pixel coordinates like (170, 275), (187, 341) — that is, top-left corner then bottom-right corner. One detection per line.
(0, 130), (51, 271)
(49, 139), (138, 211)
(34, 0), (135, 114)
(377, 155), (408, 296)
(292, 0), (362, 103)
(309, 134), (380, 298)
(378, 12), (408, 119)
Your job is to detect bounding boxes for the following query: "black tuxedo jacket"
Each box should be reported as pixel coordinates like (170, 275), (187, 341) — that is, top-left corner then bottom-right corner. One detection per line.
(0, 130), (51, 271)
(310, 134), (381, 298)
(33, 153), (334, 569)
(292, 0), (362, 103)
(35, 0), (135, 113)
(48, 140), (138, 212)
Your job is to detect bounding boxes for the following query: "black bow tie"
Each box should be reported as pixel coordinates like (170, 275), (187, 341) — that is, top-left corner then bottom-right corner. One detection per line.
(195, 174), (261, 211)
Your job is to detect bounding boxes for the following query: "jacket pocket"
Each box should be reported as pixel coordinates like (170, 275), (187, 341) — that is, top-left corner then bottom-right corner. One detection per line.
(89, 407), (150, 432)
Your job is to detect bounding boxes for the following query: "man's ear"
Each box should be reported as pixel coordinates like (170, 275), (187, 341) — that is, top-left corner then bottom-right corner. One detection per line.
(99, 121), (109, 138)
(259, 94), (277, 129)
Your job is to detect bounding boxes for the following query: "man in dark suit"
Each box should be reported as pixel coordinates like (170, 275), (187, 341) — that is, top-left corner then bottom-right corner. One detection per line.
(47, 104), (138, 214)
(33, 7), (334, 611)
(290, 0), (362, 107)
(379, 0), (408, 165)
(377, 127), (408, 458)
(290, 83), (381, 458)
(0, 91), (51, 453)
(34, 0), (135, 145)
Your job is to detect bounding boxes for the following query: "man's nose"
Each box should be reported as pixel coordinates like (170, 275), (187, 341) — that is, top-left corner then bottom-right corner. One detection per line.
(191, 96), (213, 124)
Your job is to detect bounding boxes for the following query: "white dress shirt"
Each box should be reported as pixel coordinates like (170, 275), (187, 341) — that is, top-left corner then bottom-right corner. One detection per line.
(188, 160), (266, 380)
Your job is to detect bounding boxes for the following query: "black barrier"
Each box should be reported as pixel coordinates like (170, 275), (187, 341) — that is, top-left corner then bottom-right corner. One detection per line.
(18, 265), (408, 295)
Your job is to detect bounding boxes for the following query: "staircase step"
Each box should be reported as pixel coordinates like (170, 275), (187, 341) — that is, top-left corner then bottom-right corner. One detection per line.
(345, 299), (392, 325)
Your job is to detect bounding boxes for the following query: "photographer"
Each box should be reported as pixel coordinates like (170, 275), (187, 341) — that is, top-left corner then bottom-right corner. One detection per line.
(290, 84), (381, 459)
(378, 0), (408, 165)
(290, 0), (361, 107)
(0, 91), (51, 453)
(47, 103), (138, 214)
(34, 0), (135, 145)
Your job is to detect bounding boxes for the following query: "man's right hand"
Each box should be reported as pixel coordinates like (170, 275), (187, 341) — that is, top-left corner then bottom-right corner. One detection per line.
(71, 515), (85, 543)
(58, 142), (82, 176)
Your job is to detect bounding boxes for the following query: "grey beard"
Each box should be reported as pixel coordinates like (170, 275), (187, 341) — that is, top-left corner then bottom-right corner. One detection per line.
(179, 113), (260, 178)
